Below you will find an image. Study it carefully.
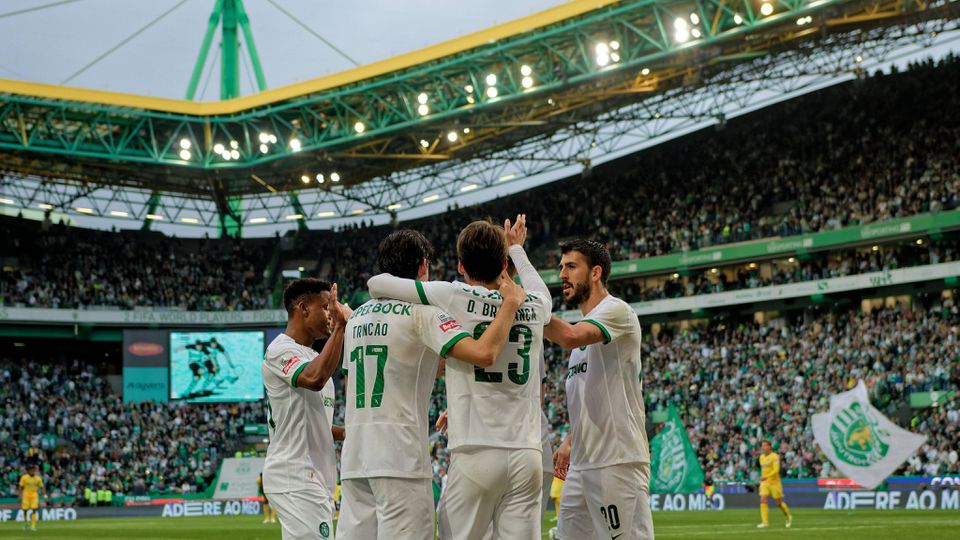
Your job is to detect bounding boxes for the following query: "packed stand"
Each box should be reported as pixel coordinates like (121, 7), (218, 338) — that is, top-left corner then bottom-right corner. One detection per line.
(609, 238), (960, 304)
(298, 56), (959, 297)
(637, 298), (959, 482)
(0, 216), (273, 311)
(0, 358), (263, 501)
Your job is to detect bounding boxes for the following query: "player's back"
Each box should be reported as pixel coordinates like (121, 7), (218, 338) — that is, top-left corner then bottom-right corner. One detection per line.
(341, 298), (447, 479)
(435, 282), (551, 451)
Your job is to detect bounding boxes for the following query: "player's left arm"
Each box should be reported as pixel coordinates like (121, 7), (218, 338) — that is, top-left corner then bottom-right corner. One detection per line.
(506, 215), (552, 300)
(545, 299), (634, 349)
(331, 425), (345, 441)
(544, 317), (606, 349)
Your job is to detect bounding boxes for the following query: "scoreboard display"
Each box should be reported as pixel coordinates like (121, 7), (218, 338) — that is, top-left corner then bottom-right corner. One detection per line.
(169, 331), (265, 403)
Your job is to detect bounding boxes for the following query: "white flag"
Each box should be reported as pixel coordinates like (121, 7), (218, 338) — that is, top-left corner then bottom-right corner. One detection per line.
(812, 380), (926, 490)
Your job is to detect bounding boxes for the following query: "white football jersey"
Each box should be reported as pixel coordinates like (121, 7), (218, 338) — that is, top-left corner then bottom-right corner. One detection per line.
(321, 378), (335, 427)
(367, 275), (552, 452)
(261, 333), (337, 495)
(342, 298), (469, 479)
(565, 295), (650, 470)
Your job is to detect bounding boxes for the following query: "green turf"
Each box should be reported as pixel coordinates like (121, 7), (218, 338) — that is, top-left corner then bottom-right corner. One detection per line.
(3, 509), (959, 539)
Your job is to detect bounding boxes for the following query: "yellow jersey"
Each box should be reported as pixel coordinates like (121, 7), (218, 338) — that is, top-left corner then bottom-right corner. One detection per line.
(759, 453), (782, 484)
(19, 474), (43, 496)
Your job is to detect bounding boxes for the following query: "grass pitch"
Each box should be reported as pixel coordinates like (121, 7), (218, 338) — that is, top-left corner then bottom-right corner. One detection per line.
(2, 509), (959, 539)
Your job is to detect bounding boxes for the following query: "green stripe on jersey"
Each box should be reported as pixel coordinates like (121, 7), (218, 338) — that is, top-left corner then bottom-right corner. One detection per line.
(291, 362), (309, 388)
(439, 332), (471, 358)
(415, 281), (429, 305)
(582, 319), (611, 344)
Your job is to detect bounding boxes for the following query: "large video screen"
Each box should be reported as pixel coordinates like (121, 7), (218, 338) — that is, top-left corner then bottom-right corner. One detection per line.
(169, 331), (265, 402)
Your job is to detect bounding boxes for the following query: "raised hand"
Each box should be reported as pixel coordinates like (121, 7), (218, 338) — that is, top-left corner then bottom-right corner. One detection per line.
(497, 269), (525, 308)
(504, 213), (528, 247)
(328, 283), (350, 328)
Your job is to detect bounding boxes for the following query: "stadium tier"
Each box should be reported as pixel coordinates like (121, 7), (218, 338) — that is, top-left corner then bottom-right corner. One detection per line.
(4, 57), (959, 314)
(2, 2), (959, 537)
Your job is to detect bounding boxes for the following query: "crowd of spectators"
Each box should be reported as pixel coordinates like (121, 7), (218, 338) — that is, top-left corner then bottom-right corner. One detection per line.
(2, 57), (958, 311)
(637, 299), (957, 482)
(2, 296), (956, 501)
(0, 358), (262, 501)
(0, 217), (273, 311)
(301, 55), (959, 301)
(610, 238), (960, 303)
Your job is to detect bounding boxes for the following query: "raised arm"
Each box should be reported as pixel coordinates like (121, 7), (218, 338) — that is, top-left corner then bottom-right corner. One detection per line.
(447, 270), (525, 367)
(295, 284), (348, 391)
(505, 214), (551, 300)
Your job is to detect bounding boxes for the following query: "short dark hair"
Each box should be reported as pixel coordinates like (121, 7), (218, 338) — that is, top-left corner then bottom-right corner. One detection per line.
(377, 229), (434, 279)
(283, 278), (332, 314)
(457, 220), (506, 283)
(560, 239), (611, 284)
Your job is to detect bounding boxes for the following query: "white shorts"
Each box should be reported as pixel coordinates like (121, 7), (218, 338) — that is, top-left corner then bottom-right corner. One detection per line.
(556, 462), (654, 540)
(337, 477), (434, 540)
(268, 487), (336, 540)
(438, 447), (542, 540)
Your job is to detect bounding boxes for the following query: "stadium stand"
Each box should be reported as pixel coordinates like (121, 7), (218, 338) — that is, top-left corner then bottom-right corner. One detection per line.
(0, 217), (273, 311)
(0, 358), (262, 501)
(290, 56), (960, 300)
(1, 56), (957, 506)
(2, 57), (958, 311)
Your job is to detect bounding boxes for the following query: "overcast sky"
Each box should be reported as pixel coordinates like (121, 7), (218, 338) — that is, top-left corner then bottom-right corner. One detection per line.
(0, 0), (560, 100)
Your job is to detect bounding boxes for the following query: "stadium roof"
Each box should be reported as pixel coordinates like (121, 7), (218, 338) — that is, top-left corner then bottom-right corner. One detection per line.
(1, 0), (958, 237)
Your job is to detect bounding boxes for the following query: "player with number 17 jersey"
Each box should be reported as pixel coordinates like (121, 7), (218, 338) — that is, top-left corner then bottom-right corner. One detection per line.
(367, 221), (552, 540)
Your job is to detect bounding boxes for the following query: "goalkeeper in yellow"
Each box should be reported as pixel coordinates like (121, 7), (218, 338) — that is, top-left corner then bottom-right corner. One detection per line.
(757, 440), (792, 528)
(18, 464), (46, 531)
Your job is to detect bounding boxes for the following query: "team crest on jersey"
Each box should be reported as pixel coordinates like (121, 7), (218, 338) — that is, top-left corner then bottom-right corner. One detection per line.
(437, 313), (461, 332)
(319, 521), (330, 537)
(281, 355), (301, 375)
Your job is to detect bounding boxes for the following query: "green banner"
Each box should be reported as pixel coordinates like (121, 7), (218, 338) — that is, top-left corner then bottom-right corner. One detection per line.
(540, 210), (960, 285)
(650, 406), (705, 494)
(909, 390), (957, 408)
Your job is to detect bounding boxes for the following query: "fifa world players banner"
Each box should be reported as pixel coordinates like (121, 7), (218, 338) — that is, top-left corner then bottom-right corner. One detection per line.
(650, 406), (705, 493)
(812, 381), (926, 490)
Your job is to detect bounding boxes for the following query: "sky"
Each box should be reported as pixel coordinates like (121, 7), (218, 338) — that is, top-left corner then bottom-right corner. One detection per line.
(0, 0), (561, 100)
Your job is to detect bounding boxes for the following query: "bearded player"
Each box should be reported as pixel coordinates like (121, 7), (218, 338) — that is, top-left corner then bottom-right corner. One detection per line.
(544, 240), (653, 540)
(757, 440), (792, 528)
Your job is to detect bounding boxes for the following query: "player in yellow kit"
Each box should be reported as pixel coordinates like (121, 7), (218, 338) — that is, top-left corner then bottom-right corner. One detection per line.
(18, 464), (46, 531)
(757, 440), (792, 528)
(257, 472), (276, 524)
